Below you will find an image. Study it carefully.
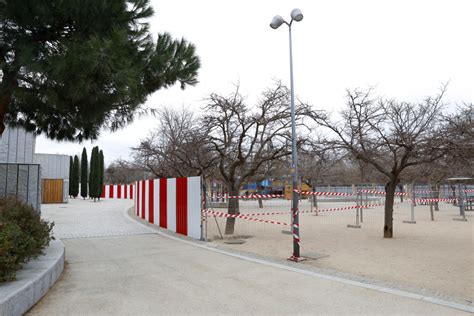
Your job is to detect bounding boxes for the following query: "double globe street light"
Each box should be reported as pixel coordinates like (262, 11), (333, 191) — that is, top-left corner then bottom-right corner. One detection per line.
(270, 9), (304, 262)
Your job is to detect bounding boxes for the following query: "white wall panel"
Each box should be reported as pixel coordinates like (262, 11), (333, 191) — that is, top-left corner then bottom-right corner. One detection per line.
(167, 178), (176, 232)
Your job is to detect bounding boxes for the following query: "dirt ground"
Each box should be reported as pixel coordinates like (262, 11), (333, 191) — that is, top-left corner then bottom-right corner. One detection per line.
(205, 198), (474, 304)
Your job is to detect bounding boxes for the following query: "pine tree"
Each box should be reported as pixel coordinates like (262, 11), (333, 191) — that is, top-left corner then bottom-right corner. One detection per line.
(1, 1), (200, 139)
(80, 148), (88, 199)
(71, 155), (80, 198)
(98, 150), (105, 201)
(89, 147), (100, 201)
(69, 156), (73, 196)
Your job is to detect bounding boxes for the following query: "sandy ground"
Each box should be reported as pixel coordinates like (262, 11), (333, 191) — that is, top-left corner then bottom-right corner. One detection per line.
(205, 198), (474, 304)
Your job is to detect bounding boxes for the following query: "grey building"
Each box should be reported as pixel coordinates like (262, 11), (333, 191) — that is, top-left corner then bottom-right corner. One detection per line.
(0, 125), (36, 163)
(0, 126), (41, 210)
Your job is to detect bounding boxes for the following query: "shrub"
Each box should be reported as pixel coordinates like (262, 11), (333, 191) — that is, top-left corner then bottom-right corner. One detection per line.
(0, 198), (54, 282)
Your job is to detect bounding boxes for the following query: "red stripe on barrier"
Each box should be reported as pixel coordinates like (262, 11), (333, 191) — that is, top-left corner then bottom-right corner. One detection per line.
(124, 184), (128, 199)
(100, 184), (105, 198)
(109, 184), (114, 198)
(141, 180), (146, 219)
(136, 182), (140, 216)
(130, 185), (133, 199)
(117, 184), (122, 199)
(160, 178), (167, 228)
(176, 177), (188, 236)
(149, 180), (154, 224)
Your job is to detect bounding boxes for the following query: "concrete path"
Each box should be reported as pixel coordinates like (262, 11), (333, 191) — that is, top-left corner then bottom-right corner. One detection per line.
(28, 199), (468, 315)
(40, 198), (151, 239)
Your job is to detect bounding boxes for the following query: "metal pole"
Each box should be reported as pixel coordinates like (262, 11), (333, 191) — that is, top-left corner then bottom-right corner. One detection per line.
(403, 183), (416, 224)
(347, 191), (361, 228)
(289, 24), (301, 260)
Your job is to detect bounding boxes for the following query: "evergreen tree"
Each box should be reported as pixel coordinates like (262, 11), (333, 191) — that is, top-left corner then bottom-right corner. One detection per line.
(0, 0), (200, 139)
(80, 148), (88, 199)
(89, 147), (100, 201)
(68, 156), (73, 196)
(98, 150), (105, 201)
(71, 155), (80, 198)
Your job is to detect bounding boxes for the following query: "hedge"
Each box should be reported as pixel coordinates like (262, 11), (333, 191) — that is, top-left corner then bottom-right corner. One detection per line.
(0, 198), (54, 282)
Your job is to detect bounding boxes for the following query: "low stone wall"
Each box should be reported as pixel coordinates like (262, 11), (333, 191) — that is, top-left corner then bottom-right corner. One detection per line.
(0, 240), (65, 316)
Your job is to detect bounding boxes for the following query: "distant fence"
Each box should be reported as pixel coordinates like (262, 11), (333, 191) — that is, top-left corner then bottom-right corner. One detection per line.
(0, 163), (41, 211)
(134, 176), (202, 239)
(101, 183), (134, 200)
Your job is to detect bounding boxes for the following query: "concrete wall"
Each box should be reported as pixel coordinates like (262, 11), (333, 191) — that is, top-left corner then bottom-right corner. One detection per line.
(0, 126), (36, 164)
(34, 154), (70, 203)
(0, 163), (41, 211)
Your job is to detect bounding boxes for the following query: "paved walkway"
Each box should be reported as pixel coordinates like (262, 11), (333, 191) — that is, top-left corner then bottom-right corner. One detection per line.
(28, 199), (468, 315)
(40, 199), (151, 239)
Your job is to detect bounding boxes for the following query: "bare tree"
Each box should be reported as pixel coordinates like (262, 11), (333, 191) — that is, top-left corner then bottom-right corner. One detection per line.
(203, 82), (309, 234)
(310, 86), (450, 238)
(105, 159), (149, 183)
(132, 107), (216, 179)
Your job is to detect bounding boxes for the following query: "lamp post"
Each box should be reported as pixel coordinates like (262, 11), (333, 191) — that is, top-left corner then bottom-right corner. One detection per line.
(270, 9), (304, 262)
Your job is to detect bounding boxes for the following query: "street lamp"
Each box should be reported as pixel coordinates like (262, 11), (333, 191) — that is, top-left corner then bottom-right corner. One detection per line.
(270, 8), (303, 262)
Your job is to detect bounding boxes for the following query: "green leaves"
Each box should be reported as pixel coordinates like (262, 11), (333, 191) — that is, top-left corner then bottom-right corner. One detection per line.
(1, 0), (200, 141)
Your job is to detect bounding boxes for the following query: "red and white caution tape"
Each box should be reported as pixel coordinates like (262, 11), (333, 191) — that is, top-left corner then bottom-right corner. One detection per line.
(415, 198), (458, 203)
(295, 190), (354, 197)
(246, 210), (289, 216)
(232, 203), (386, 217)
(358, 189), (409, 196)
(202, 210), (289, 226)
(212, 193), (285, 199)
(299, 203), (385, 214)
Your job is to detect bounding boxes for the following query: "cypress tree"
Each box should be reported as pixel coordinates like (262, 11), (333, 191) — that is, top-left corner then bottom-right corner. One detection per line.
(71, 155), (80, 198)
(98, 150), (105, 201)
(89, 146), (100, 201)
(80, 148), (88, 199)
(69, 156), (73, 196)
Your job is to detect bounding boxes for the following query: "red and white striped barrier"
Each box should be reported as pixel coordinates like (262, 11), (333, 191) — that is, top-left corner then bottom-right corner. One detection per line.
(203, 210), (289, 226)
(101, 183), (134, 199)
(134, 177), (201, 239)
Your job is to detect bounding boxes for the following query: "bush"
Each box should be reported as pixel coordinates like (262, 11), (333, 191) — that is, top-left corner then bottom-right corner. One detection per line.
(0, 198), (54, 282)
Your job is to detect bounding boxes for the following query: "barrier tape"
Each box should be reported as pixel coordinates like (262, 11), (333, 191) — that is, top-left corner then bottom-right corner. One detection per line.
(211, 193), (285, 199)
(413, 189), (474, 193)
(295, 190), (353, 197)
(300, 203), (386, 214)
(415, 198), (458, 203)
(202, 210), (289, 226)
(359, 189), (409, 196)
(216, 203), (386, 217)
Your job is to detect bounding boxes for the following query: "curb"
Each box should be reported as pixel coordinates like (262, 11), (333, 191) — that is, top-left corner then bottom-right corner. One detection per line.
(0, 240), (65, 316)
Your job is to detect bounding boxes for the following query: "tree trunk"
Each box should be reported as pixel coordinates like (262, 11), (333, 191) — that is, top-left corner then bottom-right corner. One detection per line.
(225, 183), (239, 235)
(451, 185), (457, 206)
(312, 179), (318, 212)
(398, 184), (404, 202)
(0, 90), (12, 135)
(384, 177), (397, 238)
(257, 184), (263, 209)
(431, 183), (439, 211)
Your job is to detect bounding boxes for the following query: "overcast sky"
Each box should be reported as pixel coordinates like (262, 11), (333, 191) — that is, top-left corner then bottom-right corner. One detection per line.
(36, 0), (474, 165)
